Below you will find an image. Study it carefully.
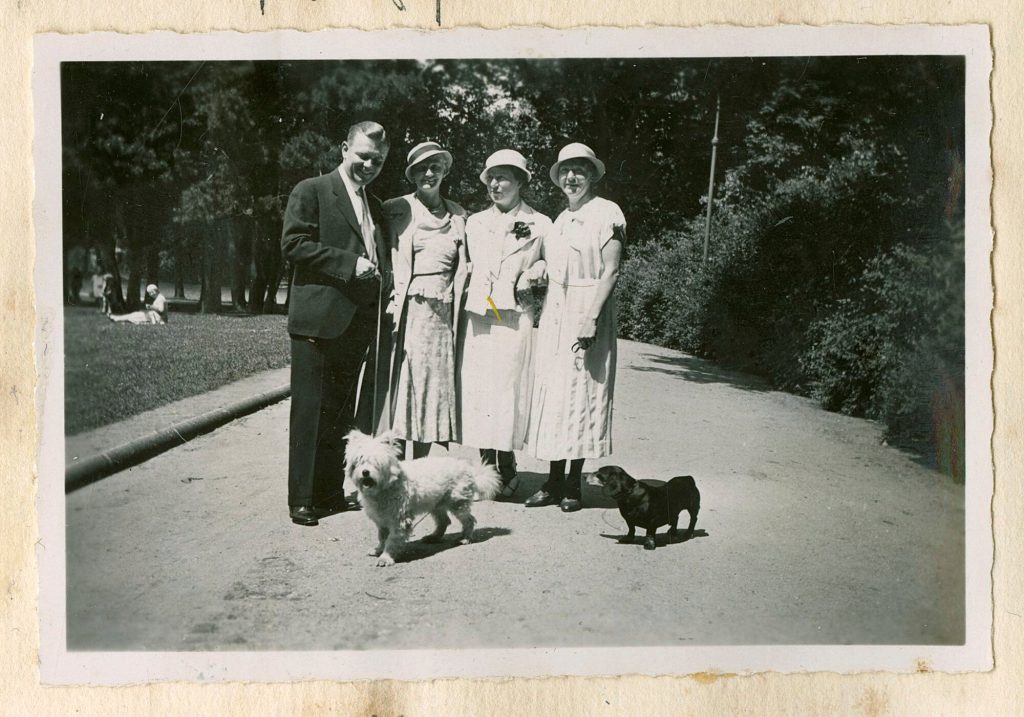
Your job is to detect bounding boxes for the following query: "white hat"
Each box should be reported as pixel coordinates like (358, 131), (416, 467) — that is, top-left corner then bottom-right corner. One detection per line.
(145, 284), (159, 295)
(479, 149), (532, 184)
(549, 142), (606, 186)
(405, 141), (454, 182)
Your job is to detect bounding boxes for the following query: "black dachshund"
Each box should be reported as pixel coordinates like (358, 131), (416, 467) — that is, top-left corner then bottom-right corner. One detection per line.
(588, 466), (700, 550)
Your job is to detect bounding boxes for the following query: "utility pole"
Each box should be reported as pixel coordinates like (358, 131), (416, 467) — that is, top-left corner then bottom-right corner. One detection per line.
(703, 96), (721, 264)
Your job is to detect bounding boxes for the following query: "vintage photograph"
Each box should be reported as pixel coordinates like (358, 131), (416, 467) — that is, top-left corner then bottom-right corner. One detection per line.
(36, 27), (992, 682)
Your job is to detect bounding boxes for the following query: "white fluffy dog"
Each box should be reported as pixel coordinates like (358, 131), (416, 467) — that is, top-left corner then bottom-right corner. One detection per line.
(345, 430), (502, 567)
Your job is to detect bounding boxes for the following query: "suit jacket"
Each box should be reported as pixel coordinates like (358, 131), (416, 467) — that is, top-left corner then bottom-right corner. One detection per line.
(281, 169), (391, 339)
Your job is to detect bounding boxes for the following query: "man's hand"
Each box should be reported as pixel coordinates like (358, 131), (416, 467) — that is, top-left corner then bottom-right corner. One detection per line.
(354, 256), (377, 279)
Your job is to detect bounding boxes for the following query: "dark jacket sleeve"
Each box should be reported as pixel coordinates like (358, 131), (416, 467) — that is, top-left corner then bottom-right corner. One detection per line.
(281, 178), (360, 283)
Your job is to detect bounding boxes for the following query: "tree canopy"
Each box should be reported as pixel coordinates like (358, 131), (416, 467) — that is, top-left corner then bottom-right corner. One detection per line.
(61, 56), (965, 474)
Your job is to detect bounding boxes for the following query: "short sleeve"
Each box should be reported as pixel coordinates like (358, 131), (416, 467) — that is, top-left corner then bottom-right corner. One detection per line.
(599, 199), (627, 249)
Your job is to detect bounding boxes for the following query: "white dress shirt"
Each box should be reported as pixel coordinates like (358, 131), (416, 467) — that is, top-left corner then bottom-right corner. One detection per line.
(337, 166), (375, 235)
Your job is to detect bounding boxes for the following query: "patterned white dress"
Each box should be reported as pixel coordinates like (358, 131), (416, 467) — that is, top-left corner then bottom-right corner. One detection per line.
(526, 196), (626, 460)
(391, 206), (462, 443)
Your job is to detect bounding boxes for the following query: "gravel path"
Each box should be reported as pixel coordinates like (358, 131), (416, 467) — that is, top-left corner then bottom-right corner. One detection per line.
(65, 340), (964, 649)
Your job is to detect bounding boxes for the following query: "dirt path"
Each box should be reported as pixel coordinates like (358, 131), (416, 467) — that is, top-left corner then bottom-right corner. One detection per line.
(65, 340), (964, 649)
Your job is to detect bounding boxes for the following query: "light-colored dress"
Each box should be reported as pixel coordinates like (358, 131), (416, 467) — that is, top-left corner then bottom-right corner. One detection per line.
(109, 293), (168, 325)
(388, 196), (466, 443)
(459, 202), (551, 452)
(526, 196), (626, 460)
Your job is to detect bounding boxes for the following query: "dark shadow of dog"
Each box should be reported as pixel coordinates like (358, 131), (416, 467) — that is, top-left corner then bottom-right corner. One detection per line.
(397, 527), (512, 563)
(599, 528), (709, 548)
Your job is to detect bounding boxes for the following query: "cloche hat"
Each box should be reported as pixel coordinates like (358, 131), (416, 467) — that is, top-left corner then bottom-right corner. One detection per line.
(404, 141), (454, 182)
(479, 149), (532, 184)
(548, 142), (606, 186)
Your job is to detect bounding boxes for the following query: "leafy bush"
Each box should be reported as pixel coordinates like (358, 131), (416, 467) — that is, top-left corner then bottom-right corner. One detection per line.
(617, 149), (965, 480)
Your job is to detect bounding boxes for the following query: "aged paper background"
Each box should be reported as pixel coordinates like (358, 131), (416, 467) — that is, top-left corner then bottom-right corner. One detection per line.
(2, 2), (1018, 715)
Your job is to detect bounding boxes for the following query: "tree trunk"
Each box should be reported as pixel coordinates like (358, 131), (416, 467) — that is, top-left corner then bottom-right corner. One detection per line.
(249, 233), (268, 316)
(229, 216), (252, 312)
(200, 221), (224, 314)
(146, 239), (161, 292)
(97, 240), (123, 312)
(124, 230), (145, 310)
(264, 224), (284, 314)
(174, 238), (186, 299)
(250, 215), (283, 314)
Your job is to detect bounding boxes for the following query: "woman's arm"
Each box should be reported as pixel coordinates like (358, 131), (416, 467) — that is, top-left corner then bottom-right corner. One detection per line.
(522, 218), (551, 283)
(576, 227), (625, 349)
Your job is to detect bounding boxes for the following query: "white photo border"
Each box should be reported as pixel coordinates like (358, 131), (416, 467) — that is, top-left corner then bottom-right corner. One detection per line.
(35, 24), (993, 684)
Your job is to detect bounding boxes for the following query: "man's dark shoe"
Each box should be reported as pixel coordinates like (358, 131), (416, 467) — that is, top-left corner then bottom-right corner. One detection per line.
(524, 489), (560, 507)
(314, 496), (350, 517)
(290, 505), (319, 526)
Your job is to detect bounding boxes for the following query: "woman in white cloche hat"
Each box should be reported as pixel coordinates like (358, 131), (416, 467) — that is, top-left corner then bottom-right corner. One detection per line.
(458, 149), (552, 497)
(523, 142), (626, 513)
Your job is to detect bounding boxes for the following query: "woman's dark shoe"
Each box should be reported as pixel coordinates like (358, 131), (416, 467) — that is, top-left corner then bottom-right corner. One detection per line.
(290, 505), (319, 526)
(524, 489), (560, 507)
(498, 471), (520, 498)
(559, 498), (582, 513)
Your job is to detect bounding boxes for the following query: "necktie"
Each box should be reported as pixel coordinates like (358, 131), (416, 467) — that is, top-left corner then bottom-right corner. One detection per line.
(358, 188), (377, 266)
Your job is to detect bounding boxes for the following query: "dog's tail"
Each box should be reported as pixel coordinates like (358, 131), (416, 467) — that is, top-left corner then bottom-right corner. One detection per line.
(471, 461), (502, 501)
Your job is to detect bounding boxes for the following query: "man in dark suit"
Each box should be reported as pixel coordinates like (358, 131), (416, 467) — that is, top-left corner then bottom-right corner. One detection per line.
(281, 121), (391, 526)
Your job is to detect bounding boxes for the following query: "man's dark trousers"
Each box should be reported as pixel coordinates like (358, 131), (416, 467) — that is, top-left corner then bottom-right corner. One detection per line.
(287, 301), (379, 508)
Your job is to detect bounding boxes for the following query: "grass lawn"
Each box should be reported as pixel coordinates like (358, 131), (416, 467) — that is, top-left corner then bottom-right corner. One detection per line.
(64, 307), (291, 435)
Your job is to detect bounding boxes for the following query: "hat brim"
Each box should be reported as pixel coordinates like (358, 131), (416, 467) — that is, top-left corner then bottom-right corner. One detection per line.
(405, 149), (453, 182)
(479, 164), (533, 185)
(549, 156), (606, 186)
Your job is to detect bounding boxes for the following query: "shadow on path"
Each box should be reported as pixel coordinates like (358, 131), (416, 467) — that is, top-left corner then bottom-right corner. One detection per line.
(630, 352), (771, 393)
(399, 527), (512, 563)
(598, 528), (709, 549)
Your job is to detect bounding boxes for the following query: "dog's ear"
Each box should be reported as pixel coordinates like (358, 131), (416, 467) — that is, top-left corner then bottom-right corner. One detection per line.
(379, 431), (403, 458)
(344, 429), (370, 480)
(345, 428), (369, 453)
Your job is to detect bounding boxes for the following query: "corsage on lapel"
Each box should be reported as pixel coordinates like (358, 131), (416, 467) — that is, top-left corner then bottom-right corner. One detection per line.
(511, 220), (532, 240)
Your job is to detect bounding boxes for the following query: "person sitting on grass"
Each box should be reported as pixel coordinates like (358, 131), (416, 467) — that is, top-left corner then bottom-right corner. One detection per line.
(108, 284), (168, 325)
